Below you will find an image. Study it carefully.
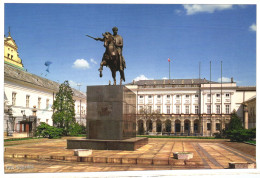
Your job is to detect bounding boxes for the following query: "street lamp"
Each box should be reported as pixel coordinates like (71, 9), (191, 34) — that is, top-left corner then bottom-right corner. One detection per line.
(21, 110), (26, 120)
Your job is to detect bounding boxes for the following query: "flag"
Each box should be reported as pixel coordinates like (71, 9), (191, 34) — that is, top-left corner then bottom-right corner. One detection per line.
(168, 58), (170, 62)
(44, 61), (52, 73)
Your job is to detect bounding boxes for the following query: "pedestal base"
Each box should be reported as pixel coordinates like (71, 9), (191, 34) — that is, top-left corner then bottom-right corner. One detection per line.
(67, 137), (148, 151)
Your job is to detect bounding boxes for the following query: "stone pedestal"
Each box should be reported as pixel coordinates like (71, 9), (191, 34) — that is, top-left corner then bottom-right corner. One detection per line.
(67, 85), (148, 150)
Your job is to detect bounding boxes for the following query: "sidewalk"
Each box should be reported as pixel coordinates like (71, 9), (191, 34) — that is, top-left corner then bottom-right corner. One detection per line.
(4, 137), (256, 172)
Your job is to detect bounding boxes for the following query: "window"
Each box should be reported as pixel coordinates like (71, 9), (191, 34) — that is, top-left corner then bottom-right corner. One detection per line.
(186, 95), (190, 98)
(195, 94), (199, 98)
(46, 119), (49, 124)
(216, 123), (220, 131)
(176, 95), (180, 98)
(216, 105), (220, 114)
(207, 94), (211, 98)
(226, 93), (230, 98)
(26, 95), (30, 108)
(207, 123), (211, 130)
(207, 105), (211, 114)
(77, 105), (80, 114)
(185, 105), (189, 114)
(195, 105), (199, 114)
(216, 94), (220, 98)
(148, 95), (152, 98)
(157, 95), (161, 98)
(167, 106), (170, 114)
(46, 99), (49, 109)
(139, 95), (143, 98)
(148, 106), (152, 113)
(7, 53), (10, 58)
(157, 106), (161, 113)
(38, 97), (41, 109)
(167, 95), (171, 98)
(176, 105), (180, 114)
(139, 106), (144, 114)
(225, 105), (230, 114)
(11, 55), (13, 59)
(12, 92), (16, 106)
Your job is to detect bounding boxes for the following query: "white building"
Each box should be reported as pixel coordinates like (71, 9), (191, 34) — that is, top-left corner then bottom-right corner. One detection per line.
(126, 79), (256, 136)
(4, 32), (86, 136)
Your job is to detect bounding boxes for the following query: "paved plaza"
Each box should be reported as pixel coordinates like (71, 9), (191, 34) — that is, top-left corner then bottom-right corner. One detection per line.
(4, 137), (256, 173)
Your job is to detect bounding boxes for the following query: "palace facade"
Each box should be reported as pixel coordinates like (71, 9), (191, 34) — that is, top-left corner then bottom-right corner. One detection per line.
(126, 79), (256, 136)
(4, 32), (86, 136)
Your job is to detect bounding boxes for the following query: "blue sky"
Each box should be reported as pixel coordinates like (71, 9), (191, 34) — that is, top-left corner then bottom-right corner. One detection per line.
(4, 3), (256, 92)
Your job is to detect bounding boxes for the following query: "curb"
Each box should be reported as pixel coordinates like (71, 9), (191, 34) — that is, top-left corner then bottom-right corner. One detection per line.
(4, 153), (205, 167)
(243, 142), (256, 146)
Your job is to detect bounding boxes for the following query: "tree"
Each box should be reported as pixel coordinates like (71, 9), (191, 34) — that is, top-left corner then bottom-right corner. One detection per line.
(52, 80), (75, 135)
(227, 110), (243, 130)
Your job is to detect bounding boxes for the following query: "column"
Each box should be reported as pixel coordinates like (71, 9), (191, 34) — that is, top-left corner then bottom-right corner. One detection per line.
(190, 119), (194, 134)
(211, 118), (216, 135)
(171, 119), (175, 133)
(181, 119), (184, 133)
(152, 120), (156, 133)
(203, 118), (207, 136)
(161, 121), (165, 132)
(143, 120), (147, 133)
(244, 105), (249, 129)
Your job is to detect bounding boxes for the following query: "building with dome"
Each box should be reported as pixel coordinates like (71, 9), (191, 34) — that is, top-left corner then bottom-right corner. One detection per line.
(4, 32), (86, 137)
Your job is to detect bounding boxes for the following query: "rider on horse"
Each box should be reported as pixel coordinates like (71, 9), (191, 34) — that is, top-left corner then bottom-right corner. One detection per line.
(94, 27), (126, 71)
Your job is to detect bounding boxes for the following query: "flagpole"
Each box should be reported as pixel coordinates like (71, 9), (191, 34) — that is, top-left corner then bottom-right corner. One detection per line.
(169, 59), (170, 79)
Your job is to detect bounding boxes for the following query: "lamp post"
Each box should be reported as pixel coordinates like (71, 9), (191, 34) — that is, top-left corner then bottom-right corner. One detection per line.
(7, 105), (13, 135)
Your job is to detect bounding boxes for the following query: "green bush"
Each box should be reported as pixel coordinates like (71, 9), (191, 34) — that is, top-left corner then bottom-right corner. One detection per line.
(68, 122), (86, 136)
(225, 128), (256, 142)
(36, 122), (63, 139)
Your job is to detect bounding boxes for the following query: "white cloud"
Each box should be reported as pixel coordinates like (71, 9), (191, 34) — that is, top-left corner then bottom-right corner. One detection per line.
(249, 23), (256, 32)
(133, 75), (153, 81)
(217, 77), (231, 83)
(72, 59), (90, 69)
(68, 80), (78, 88)
(162, 77), (168, 79)
(183, 5), (234, 15)
(90, 58), (97, 64)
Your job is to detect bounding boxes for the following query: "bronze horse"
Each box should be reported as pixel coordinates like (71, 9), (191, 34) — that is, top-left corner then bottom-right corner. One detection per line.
(99, 32), (125, 85)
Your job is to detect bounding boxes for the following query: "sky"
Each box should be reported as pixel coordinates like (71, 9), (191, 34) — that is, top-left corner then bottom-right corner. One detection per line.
(3, 3), (256, 92)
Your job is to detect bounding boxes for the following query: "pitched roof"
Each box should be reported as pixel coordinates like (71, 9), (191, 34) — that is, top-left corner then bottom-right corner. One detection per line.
(4, 63), (86, 98)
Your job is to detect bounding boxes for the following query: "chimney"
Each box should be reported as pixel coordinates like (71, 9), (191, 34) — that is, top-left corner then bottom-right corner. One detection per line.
(132, 80), (135, 85)
(231, 77), (234, 83)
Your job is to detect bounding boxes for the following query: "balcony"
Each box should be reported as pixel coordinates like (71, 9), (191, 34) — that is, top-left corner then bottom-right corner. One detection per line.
(216, 99), (221, 103)
(157, 100), (161, 104)
(166, 100), (171, 104)
(148, 99), (153, 104)
(175, 100), (181, 104)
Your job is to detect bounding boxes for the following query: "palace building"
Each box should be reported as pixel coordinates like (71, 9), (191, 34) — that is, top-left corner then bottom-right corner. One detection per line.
(126, 79), (256, 136)
(4, 32), (86, 137)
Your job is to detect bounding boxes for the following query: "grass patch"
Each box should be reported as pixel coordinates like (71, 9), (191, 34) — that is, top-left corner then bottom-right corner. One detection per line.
(137, 135), (223, 139)
(245, 140), (256, 144)
(4, 137), (45, 142)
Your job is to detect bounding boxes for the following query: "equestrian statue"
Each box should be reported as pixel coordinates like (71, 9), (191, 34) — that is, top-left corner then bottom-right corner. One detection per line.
(86, 27), (126, 85)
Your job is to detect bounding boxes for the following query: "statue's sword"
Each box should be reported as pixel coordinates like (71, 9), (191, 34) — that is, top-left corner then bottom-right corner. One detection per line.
(86, 35), (96, 39)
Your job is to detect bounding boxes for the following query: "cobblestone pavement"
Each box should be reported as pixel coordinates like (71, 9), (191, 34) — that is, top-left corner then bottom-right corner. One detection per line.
(4, 138), (256, 173)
